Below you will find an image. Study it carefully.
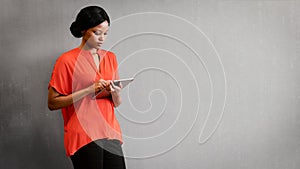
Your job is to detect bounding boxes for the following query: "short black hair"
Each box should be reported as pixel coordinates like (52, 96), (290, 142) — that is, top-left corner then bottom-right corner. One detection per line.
(70, 6), (110, 38)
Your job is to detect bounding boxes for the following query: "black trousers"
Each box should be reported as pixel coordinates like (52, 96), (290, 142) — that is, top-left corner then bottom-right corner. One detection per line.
(70, 139), (126, 169)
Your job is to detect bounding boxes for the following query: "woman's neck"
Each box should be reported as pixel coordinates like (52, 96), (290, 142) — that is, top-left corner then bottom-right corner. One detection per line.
(78, 43), (98, 54)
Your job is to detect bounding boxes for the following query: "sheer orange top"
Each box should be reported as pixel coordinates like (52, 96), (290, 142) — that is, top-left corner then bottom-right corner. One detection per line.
(49, 48), (122, 156)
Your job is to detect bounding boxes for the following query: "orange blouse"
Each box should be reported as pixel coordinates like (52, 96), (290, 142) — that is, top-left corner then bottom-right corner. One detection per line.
(49, 48), (122, 156)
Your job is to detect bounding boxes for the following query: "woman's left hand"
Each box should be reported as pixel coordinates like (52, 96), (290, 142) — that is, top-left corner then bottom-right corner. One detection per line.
(109, 81), (122, 93)
(109, 81), (122, 107)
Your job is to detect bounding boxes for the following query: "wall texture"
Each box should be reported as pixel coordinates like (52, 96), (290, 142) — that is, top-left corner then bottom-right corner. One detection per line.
(0, 0), (299, 169)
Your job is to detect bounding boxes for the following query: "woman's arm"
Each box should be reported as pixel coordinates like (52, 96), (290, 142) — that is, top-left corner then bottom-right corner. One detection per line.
(48, 79), (109, 110)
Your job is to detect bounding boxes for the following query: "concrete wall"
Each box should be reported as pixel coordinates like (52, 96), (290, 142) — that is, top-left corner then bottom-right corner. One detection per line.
(0, 0), (299, 168)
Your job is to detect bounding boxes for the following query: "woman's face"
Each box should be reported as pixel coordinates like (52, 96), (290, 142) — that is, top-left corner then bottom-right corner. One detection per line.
(82, 20), (109, 50)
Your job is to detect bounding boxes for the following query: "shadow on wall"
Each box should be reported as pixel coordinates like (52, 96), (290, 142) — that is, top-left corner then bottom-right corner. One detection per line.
(0, 1), (74, 167)
(0, 52), (73, 169)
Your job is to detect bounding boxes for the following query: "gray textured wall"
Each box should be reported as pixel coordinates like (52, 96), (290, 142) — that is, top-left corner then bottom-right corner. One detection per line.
(1, 0), (300, 169)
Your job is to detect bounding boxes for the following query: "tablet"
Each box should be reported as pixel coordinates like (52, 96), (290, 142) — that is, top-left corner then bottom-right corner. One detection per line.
(112, 78), (134, 88)
(92, 78), (134, 99)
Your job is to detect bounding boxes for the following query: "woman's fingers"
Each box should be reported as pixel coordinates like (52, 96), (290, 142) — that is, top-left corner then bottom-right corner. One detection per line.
(95, 79), (112, 92)
(93, 80), (105, 92)
(94, 79), (123, 93)
(110, 81), (121, 92)
(98, 79), (107, 87)
(119, 82), (123, 89)
(94, 83), (102, 93)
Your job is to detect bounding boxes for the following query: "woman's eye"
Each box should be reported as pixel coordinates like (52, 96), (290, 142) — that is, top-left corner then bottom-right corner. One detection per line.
(94, 31), (108, 36)
(94, 31), (101, 35)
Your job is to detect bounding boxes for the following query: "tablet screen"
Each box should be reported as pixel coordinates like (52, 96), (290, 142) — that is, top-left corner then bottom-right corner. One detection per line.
(113, 78), (134, 88)
(92, 78), (134, 99)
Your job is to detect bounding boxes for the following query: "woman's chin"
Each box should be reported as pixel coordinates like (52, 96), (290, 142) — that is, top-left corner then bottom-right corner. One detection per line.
(95, 45), (102, 50)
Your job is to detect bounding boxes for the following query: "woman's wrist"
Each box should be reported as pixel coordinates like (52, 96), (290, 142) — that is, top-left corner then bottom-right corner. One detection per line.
(86, 85), (95, 95)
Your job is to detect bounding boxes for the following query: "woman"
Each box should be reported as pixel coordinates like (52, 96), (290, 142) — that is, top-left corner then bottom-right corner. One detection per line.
(48, 6), (126, 169)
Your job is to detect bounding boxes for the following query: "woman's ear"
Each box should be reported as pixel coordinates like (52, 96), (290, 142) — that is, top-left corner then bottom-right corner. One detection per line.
(81, 30), (86, 36)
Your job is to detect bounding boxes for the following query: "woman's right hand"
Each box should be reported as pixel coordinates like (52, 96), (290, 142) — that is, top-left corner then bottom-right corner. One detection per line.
(89, 79), (110, 94)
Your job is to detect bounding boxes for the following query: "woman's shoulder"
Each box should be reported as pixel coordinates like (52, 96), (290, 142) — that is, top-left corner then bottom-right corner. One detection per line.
(56, 48), (80, 63)
(100, 49), (115, 57)
(100, 50), (117, 63)
(60, 48), (80, 59)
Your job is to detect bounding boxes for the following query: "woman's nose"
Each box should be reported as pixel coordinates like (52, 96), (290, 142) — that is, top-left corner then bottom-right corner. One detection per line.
(99, 34), (104, 41)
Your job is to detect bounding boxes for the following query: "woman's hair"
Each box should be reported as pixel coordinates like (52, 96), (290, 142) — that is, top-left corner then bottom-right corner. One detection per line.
(70, 6), (110, 38)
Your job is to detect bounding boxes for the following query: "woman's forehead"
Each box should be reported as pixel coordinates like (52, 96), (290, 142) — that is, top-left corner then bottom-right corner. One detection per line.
(94, 20), (109, 30)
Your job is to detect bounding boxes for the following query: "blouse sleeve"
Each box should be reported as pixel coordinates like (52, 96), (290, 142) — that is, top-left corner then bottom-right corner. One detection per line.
(48, 56), (73, 95)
